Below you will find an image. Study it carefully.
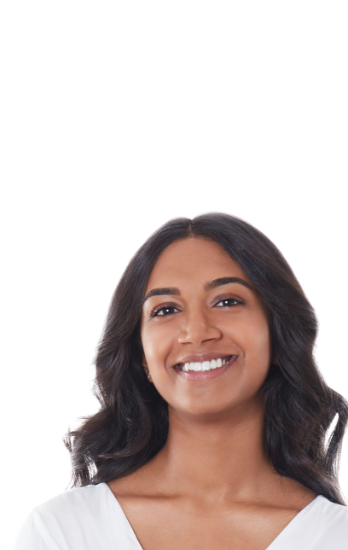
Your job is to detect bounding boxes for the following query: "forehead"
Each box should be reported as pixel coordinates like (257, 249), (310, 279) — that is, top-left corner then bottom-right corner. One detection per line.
(145, 237), (250, 292)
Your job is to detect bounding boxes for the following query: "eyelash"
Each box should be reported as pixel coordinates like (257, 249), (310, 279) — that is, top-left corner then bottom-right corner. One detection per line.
(149, 297), (243, 318)
(150, 303), (179, 318)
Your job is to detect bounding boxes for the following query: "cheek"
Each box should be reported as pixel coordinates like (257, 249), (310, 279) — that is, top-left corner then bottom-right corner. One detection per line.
(141, 322), (177, 367)
(243, 318), (272, 377)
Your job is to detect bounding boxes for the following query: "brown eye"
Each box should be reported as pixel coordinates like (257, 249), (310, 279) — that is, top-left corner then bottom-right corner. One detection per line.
(151, 305), (179, 317)
(215, 298), (241, 307)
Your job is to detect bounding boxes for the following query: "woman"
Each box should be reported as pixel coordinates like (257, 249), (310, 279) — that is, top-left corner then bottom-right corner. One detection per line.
(15, 213), (348, 549)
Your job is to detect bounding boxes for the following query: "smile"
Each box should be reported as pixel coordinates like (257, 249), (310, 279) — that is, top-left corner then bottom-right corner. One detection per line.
(174, 355), (238, 380)
(176, 355), (233, 372)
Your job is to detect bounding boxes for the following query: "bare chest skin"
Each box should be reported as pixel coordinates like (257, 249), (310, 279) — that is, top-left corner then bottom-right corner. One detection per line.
(108, 477), (317, 550)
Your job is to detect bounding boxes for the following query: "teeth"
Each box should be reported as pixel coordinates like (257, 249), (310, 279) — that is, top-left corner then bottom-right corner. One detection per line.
(181, 356), (232, 372)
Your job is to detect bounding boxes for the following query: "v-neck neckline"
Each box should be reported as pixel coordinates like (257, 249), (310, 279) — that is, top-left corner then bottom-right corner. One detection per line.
(266, 494), (322, 548)
(104, 483), (144, 549)
(103, 482), (322, 550)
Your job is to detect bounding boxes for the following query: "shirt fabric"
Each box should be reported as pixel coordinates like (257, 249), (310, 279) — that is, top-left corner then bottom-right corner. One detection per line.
(14, 482), (348, 549)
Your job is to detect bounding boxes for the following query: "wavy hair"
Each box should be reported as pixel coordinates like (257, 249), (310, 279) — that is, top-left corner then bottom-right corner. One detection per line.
(64, 213), (348, 504)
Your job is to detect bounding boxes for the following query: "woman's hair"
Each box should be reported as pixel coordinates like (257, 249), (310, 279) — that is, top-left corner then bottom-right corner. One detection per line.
(64, 213), (348, 504)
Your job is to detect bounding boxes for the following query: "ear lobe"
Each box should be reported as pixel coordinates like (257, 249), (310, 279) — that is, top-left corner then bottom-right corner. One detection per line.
(142, 355), (152, 381)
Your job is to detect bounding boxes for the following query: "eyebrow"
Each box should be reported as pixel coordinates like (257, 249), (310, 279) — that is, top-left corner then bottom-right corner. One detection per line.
(143, 277), (253, 304)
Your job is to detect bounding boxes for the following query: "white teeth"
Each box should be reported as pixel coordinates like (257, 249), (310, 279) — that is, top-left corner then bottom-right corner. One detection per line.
(181, 356), (232, 372)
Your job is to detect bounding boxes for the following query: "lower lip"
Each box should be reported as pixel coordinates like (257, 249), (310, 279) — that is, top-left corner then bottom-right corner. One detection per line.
(174, 356), (238, 381)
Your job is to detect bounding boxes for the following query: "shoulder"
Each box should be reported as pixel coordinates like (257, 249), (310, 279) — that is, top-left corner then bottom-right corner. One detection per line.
(282, 496), (348, 549)
(29, 483), (110, 530)
(309, 496), (348, 534)
(14, 483), (134, 550)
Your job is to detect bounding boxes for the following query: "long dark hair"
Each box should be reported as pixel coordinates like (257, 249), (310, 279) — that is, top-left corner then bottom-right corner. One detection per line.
(64, 213), (348, 504)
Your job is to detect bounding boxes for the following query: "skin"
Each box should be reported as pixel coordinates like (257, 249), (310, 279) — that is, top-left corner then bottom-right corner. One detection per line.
(137, 238), (284, 511)
(108, 237), (317, 550)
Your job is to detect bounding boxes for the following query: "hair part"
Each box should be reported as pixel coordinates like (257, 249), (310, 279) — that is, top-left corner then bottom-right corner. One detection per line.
(64, 213), (348, 504)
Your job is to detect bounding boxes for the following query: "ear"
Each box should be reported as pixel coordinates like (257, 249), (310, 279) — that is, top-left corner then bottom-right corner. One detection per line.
(142, 354), (153, 382)
(271, 352), (278, 365)
(142, 352), (148, 369)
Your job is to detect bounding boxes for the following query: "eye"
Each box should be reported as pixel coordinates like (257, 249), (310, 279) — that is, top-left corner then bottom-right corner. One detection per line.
(215, 297), (241, 308)
(150, 305), (179, 317)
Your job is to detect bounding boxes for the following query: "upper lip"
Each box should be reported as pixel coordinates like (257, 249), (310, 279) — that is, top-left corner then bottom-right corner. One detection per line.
(172, 352), (237, 367)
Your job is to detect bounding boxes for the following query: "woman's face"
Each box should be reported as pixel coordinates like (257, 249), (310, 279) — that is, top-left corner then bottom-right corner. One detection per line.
(141, 237), (272, 418)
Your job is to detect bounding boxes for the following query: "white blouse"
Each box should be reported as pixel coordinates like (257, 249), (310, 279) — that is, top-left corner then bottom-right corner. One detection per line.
(14, 482), (348, 549)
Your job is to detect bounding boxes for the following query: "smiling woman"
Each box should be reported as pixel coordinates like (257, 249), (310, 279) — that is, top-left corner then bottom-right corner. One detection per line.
(140, 238), (273, 420)
(15, 214), (348, 550)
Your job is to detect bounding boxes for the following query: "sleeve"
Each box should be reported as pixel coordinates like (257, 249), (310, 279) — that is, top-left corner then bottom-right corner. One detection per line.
(13, 509), (67, 550)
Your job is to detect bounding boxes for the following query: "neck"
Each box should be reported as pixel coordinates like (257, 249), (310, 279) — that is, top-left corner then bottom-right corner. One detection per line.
(153, 396), (278, 502)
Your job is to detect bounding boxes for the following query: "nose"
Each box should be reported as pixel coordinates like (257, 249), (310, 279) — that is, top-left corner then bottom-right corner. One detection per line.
(178, 308), (222, 345)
